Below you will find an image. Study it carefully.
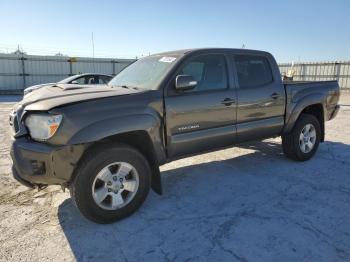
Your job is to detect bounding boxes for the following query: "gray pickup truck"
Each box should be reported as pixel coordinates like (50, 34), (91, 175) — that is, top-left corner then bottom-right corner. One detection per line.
(10, 48), (340, 223)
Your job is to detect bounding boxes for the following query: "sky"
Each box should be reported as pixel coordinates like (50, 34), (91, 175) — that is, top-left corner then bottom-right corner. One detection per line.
(0, 0), (349, 62)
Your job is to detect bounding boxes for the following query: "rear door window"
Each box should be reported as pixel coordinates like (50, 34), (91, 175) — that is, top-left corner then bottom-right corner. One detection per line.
(87, 76), (97, 84)
(100, 75), (111, 84)
(234, 55), (273, 88)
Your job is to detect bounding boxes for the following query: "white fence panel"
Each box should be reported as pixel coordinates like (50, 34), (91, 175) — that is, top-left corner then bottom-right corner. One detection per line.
(1, 54), (349, 94)
(279, 61), (350, 89)
(72, 61), (113, 75)
(0, 54), (135, 93)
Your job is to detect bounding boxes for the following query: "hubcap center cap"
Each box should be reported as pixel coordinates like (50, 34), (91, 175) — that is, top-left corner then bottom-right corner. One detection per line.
(111, 181), (122, 191)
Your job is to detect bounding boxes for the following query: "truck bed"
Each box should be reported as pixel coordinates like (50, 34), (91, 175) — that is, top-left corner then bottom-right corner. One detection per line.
(283, 80), (338, 85)
(283, 80), (339, 100)
(283, 80), (340, 128)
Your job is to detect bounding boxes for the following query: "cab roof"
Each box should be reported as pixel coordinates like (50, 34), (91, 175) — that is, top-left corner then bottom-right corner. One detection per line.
(153, 48), (271, 57)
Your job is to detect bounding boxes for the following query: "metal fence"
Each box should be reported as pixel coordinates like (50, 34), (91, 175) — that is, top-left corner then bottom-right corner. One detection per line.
(0, 53), (135, 94)
(1, 53), (350, 94)
(279, 61), (350, 89)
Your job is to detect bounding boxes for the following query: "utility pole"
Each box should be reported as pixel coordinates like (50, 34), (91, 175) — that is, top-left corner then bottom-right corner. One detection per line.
(91, 32), (95, 58)
(91, 32), (96, 71)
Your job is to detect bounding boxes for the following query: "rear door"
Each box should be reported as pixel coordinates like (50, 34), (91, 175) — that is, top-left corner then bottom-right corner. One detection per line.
(164, 52), (237, 157)
(233, 54), (285, 141)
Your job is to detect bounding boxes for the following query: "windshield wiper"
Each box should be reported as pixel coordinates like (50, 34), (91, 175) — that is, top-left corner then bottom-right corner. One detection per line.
(112, 85), (141, 90)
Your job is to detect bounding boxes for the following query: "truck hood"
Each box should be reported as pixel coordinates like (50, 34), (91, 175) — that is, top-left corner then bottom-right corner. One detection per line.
(15, 84), (141, 111)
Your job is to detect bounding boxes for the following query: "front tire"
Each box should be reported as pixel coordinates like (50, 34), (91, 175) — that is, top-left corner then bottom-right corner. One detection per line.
(282, 114), (321, 161)
(70, 143), (151, 224)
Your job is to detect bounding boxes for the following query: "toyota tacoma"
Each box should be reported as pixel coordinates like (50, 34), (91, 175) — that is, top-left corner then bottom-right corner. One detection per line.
(9, 48), (340, 223)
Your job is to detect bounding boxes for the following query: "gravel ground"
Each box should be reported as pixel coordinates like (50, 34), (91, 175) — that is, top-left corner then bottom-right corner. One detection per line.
(0, 93), (349, 262)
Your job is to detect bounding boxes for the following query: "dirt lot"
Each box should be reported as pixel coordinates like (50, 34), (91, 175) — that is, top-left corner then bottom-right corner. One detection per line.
(0, 94), (350, 261)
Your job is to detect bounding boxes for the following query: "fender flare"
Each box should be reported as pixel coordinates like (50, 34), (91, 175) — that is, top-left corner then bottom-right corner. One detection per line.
(69, 113), (165, 195)
(284, 93), (326, 134)
(69, 114), (160, 144)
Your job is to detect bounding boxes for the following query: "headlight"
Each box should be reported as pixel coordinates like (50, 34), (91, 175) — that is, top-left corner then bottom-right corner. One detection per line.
(25, 114), (63, 141)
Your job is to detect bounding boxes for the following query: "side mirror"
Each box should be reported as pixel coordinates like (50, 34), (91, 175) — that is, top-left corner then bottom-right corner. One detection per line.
(71, 80), (79, 84)
(175, 75), (197, 91)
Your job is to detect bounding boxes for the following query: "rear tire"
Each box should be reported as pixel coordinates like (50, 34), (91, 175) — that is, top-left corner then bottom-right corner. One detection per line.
(70, 143), (151, 224)
(282, 114), (321, 161)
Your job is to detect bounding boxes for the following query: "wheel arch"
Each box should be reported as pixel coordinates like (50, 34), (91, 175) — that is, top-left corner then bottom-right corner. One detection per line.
(68, 114), (165, 195)
(84, 131), (163, 195)
(284, 94), (326, 142)
(299, 104), (325, 142)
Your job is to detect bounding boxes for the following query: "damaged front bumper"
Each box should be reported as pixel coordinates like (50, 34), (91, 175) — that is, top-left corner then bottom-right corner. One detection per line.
(10, 137), (85, 188)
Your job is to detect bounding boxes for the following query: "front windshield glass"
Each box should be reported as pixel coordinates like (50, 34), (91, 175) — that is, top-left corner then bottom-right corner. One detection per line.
(109, 55), (180, 90)
(58, 75), (80, 84)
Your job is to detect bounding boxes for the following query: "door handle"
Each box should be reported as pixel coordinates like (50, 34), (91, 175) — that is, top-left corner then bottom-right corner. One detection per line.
(271, 93), (280, 99)
(221, 98), (235, 106)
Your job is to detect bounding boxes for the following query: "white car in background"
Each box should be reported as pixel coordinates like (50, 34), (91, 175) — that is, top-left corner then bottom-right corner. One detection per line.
(23, 73), (113, 96)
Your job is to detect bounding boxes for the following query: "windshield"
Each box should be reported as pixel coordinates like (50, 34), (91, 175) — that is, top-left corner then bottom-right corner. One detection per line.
(109, 55), (180, 90)
(58, 75), (77, 84)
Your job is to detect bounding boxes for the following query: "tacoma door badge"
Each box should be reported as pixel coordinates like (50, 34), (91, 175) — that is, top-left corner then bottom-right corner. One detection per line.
(178, 124), (200, 132)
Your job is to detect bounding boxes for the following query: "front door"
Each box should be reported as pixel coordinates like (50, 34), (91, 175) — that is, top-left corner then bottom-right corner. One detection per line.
(164, 53), (237, 157)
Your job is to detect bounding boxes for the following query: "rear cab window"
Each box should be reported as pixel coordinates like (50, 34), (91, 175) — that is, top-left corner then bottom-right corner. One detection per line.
(234, 55), (273, 88)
